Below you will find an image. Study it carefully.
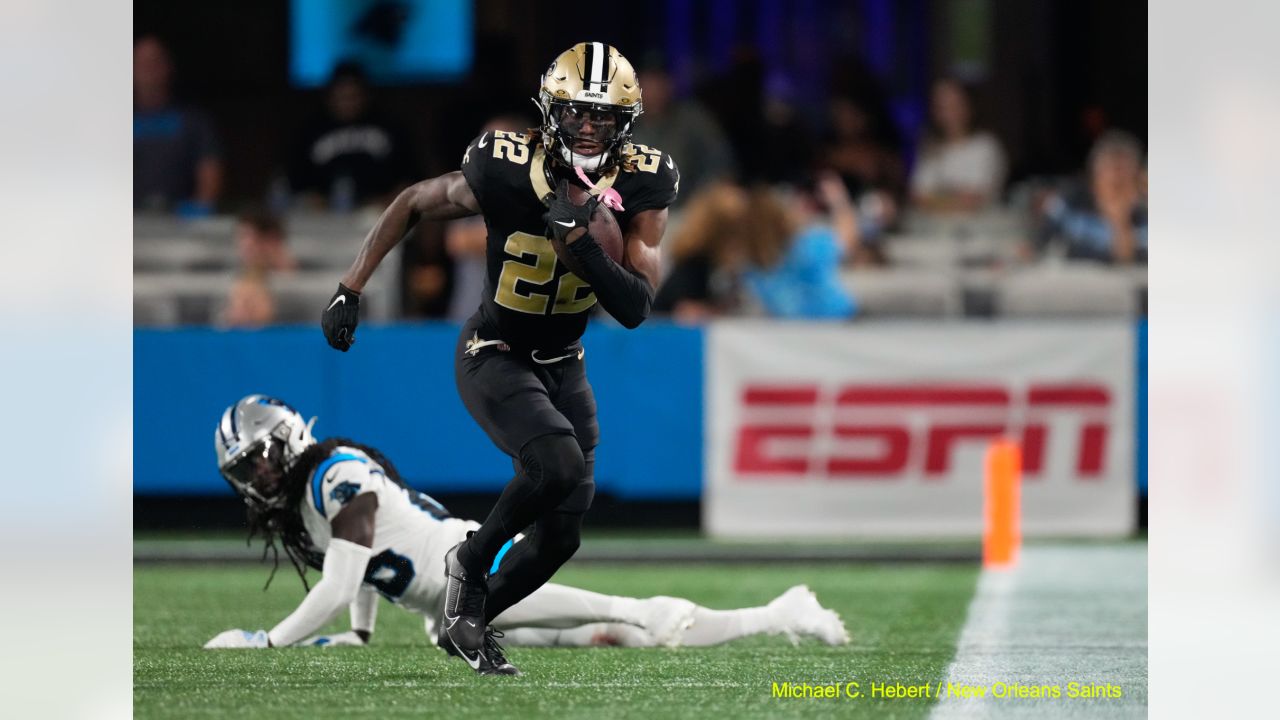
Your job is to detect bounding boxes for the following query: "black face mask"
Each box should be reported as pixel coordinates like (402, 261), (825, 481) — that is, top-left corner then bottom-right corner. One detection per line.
(221, 438), (287, 504)
(556, 105), (621, 144)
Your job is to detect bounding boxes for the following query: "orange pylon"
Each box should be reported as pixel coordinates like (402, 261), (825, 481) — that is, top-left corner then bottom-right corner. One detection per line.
(983, 438), (1022, 568)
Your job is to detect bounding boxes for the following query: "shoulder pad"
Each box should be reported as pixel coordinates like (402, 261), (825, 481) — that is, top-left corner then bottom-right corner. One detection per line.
(617, 143), (680, 212)
(461, 131), (542, 211)
(309, 449), (374, 517)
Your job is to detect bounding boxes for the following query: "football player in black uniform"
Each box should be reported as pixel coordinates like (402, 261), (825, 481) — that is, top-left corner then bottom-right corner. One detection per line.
(321, 42), (678, 675)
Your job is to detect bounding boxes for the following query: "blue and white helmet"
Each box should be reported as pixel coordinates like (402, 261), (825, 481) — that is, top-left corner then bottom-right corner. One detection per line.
(214, 395), (316, 509)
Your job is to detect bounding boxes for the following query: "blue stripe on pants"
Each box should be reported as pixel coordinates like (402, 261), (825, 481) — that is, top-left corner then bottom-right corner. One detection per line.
(489, 538), (515, 576)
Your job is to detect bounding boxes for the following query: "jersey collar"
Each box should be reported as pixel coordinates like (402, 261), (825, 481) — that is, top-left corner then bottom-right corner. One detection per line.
(530, 144), (619, 206)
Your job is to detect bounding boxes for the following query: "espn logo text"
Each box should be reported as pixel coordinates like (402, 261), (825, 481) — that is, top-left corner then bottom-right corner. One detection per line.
(733, 382), (1110, 480)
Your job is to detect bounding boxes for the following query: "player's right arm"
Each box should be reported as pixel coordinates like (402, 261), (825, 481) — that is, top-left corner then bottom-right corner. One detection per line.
(205, 457), (392, 650)
(342, 174), (480, 293)
(261, 491), (379, 648)
(321, 173), (480, 351)
(203, 486), (380, 650)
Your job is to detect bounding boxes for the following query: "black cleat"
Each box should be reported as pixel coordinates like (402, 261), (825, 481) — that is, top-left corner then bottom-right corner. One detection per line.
(441, 540), (488, 654)
(436, 624), (521, 676)
(480, 628), (520, 676)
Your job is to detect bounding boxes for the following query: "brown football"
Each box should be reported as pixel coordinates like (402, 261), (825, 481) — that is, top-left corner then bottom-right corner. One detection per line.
(551, 183), (625, 277)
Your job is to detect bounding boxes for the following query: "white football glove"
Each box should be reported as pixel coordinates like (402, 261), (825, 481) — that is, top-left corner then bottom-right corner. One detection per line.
(203, 629), (270, 649)
(298, 630), (368, 648)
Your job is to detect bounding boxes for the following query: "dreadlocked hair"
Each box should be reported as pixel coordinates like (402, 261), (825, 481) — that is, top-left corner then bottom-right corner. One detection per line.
(245, 437), (410, 592)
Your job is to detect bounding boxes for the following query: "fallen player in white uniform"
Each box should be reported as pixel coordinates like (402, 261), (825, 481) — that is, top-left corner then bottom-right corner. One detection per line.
(204, 396), (848, 669)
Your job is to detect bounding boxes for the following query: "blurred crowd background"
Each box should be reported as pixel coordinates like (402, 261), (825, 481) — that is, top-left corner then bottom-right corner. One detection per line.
(134, 0), (1146, 328)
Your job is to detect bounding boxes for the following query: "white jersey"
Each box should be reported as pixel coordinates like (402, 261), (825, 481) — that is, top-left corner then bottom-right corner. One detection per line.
(298, 446), (475, 617)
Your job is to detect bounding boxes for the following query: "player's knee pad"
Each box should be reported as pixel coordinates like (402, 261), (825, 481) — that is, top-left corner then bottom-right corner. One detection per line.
(519, 433), (587, 498)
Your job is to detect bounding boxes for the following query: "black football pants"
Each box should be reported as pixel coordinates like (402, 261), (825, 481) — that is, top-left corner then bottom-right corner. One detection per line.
(452, 313), (597, 622)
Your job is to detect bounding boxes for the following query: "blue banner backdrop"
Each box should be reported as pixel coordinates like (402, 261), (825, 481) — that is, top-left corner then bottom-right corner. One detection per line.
(134, 322), (704, 499)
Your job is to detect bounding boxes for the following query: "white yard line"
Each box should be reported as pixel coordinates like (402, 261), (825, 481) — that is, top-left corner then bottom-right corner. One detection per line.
(931, 543), (1147, 719)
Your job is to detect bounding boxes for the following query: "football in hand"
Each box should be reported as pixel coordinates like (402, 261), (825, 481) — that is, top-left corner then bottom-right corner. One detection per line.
(551, 183), (625, 277)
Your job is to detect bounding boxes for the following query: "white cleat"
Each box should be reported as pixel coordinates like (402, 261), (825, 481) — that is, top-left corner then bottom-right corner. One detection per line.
(768, 584), (851, 646)
(641, 596), (698, 648)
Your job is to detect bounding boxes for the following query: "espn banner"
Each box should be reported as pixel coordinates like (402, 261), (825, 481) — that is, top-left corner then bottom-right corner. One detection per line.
(705, 321), (1134, 537)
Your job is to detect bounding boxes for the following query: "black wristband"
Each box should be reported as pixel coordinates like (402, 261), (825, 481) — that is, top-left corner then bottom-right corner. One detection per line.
(338, 282), (361, 297)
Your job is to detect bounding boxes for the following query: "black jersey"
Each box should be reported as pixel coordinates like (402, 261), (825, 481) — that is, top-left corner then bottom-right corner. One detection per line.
(460, 130), (679, 351)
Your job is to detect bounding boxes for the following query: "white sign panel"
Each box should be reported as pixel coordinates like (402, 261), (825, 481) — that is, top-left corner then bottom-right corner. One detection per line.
(704, 321), (1134, 538)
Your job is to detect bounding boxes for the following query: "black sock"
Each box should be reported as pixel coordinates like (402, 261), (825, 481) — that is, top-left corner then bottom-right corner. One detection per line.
(485, 511), (583, 623)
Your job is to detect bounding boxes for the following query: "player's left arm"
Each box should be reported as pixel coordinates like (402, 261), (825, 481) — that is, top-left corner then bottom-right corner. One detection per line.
(561, 210), (661, 329)
(547, 149), (677, 328)
(621, 209), (664, 289)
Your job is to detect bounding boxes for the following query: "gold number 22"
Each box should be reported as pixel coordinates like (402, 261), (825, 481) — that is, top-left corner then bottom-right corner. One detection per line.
(629, 143), (661, 173)
(492, 131), (530, 165)
(494, 232), (596, 315)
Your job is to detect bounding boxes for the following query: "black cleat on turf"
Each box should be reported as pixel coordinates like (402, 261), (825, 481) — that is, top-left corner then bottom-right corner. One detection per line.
(436, 624), (521, 676)
(480, 628), (520, 676)
(441, 539), (488, 655)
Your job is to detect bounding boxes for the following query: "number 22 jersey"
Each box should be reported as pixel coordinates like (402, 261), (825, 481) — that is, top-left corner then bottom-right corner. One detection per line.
(459, 131), (679, 351)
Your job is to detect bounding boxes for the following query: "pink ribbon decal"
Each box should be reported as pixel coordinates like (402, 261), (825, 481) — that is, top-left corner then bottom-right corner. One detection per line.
(574, 166), (625, 212)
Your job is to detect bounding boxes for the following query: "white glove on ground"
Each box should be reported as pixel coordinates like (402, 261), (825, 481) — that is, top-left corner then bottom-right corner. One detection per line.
(203, 629), (269, 649)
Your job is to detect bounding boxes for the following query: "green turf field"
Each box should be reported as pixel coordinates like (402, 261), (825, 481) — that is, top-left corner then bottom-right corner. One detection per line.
(135, 562), (979, 719)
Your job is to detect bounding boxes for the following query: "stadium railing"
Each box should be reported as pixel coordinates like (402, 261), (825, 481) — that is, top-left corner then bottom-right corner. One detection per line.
(133, 211), (1147, 325)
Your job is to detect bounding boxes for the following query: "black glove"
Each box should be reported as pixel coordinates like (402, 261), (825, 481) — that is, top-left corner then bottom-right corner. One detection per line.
(543, 179), (598, 244)
(321, 283), (361, 351)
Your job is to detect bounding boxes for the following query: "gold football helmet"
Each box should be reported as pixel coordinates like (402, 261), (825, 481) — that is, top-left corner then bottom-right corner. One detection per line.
(536, 42), (643, 172)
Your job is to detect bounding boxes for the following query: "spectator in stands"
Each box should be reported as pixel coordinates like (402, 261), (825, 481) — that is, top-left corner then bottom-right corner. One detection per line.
(133, 35), (223, 215)
(220, 272), (276, 328)
(220, 209), (294, 328)
(739, 175), (859, 319)
(824, 95), (903, 247)
(402, 224), (454, 318)
(910, 78), (1008, 214)
(235, 209), (296, 274)
(443, 219), (485, 321)
(1037, 130), (1147, 264)
(653, 183), (750, 323)
(632, 59), (735, 206)
(654, 177), (858, 321)
(288, 62), (417, 211)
